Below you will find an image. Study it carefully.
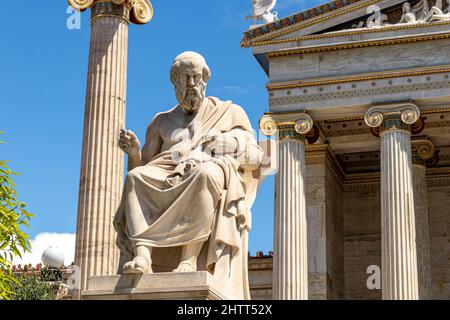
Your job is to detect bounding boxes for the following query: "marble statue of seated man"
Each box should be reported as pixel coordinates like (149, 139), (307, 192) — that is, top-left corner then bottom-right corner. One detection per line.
(113, 51), (263, 299)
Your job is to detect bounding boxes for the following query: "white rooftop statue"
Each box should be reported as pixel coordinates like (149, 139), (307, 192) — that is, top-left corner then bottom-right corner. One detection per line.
(246, 0), (278, 26)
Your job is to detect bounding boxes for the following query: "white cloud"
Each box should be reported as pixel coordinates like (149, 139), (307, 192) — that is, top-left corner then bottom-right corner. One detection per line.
(13, 233), (76, 267)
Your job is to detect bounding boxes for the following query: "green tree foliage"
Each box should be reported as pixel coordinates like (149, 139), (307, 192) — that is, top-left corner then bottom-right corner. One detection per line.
(10, 274), (56, 300)
(0, 133), (34, 299)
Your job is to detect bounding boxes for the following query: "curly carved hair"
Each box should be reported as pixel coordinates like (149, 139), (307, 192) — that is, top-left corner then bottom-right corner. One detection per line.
(170, 51), (211, 85)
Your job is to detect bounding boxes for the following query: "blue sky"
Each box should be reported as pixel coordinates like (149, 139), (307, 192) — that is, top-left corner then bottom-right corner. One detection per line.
(2, 0), (325, 261)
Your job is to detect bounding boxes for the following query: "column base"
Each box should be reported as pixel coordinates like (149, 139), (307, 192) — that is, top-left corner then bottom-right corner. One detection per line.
(81, 272), (236, 300)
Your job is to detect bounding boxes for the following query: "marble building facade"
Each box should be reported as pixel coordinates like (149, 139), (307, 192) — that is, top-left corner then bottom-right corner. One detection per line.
(243, 0), (450, 300)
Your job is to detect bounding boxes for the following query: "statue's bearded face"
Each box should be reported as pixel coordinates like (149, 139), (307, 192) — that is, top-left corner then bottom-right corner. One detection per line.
(175, 65), (207, 114)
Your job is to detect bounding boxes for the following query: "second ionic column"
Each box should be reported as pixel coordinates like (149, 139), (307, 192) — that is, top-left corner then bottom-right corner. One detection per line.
(260, 112), (314, 300)
(365, 103), (420, 300)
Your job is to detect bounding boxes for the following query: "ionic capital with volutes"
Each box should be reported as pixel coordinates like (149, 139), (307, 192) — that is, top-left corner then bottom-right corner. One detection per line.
(412, 138), (436, 166)
(259, 111), (318, 143)
(68, 0), (154, 24)
(365, 102), (421, 133)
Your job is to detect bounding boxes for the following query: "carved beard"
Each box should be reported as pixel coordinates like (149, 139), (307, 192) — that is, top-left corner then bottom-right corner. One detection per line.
(176, 81), (206, 114)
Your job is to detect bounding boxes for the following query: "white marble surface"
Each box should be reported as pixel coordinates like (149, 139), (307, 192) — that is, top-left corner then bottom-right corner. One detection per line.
(273, 140), (308, 300)
(380, 128), (418, 299)
(82, 271), (235, 300)
(413, 163), (432, 300)
(305, 149), (344, 299)
(75, 14), (128, 295)
(269, 40), (450, 83)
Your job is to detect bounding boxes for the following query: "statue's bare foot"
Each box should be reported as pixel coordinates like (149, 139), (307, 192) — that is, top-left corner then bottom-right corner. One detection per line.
(123, 255), (153, 274)
(173, 260), (196, 273)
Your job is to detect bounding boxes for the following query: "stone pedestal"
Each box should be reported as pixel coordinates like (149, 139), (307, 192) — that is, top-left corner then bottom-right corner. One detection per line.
(82, 272), (235, 300)
(365, 103), (420, 300)
(260, 112), (315, 300)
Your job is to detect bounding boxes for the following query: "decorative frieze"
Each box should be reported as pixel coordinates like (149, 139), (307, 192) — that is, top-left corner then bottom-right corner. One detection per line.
(267, 33), (450, 58)
(267, 66), (450, 91)
(352, 0), (450, 30)
(269, 80), (450, 106)
(343, 181), (380, 193)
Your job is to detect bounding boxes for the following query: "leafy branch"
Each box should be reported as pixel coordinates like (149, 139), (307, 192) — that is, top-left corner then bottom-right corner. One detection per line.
(0, 133), (34, 300)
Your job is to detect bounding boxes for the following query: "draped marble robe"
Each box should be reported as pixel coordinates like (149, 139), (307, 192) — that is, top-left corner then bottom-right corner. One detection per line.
(113, 97), (263, 299)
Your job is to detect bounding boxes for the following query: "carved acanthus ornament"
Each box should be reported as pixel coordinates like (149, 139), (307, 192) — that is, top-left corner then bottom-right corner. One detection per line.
(259, 112), (318, 143)
(365, 103), (421, 132)
(68, 0), (154, 24)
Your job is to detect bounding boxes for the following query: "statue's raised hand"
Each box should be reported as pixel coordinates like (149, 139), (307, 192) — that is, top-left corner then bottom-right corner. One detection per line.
(119, 129), (141, 156)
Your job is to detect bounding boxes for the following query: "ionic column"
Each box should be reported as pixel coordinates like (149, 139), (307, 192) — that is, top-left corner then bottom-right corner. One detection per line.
(260, 112), (315, 300)
(411, 138), (434, 299)
(365, 103), (420, 300)
(68, 0), (153, 296)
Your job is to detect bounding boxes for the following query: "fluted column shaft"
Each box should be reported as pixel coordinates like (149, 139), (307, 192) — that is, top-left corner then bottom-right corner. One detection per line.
(68, 0), (153, 298)
(365, 104), (420, 300)
(380, 127), (418, 299)
(274, 139), (308, 300)
(260, 112), (315, 300)
(75, 4), (129, 293)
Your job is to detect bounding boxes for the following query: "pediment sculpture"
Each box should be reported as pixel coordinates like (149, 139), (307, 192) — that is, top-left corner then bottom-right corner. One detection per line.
(351, 0), (450, 29)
